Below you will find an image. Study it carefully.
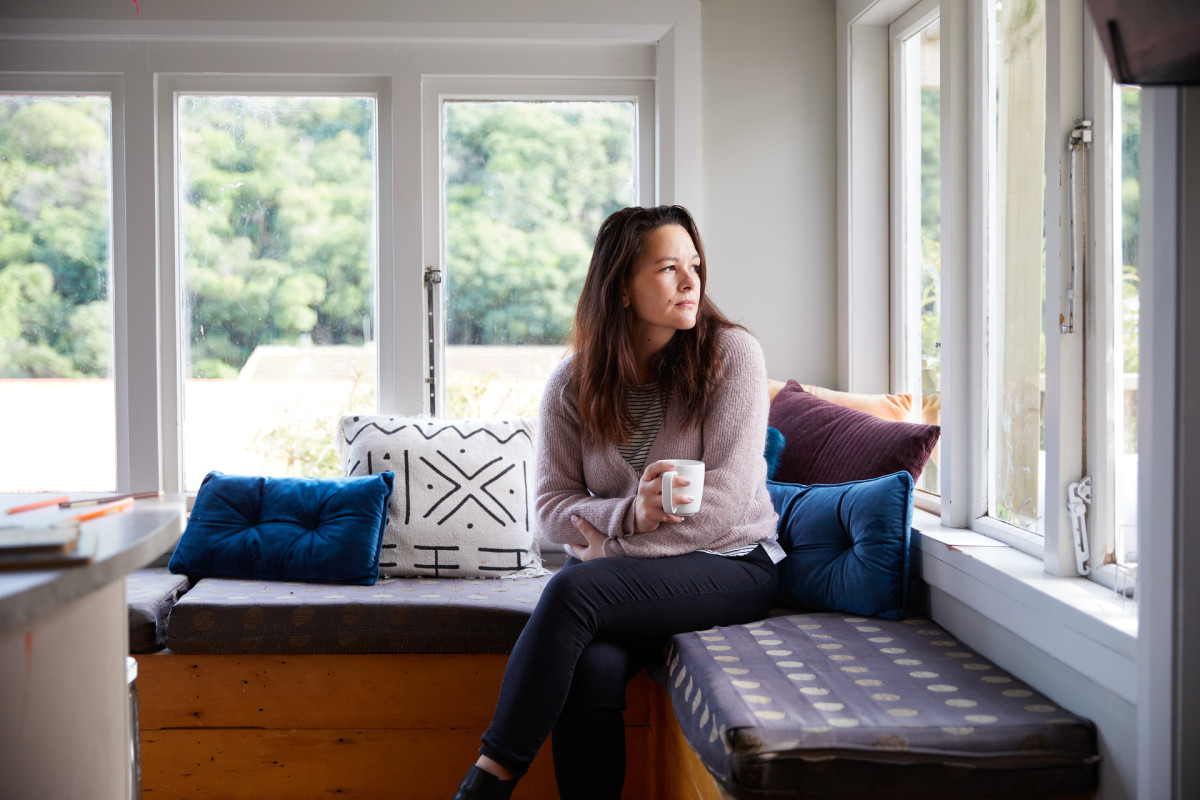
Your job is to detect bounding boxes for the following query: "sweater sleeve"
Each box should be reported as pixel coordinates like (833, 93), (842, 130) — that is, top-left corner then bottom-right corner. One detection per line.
(613, 329), (773, 558)
(533, 359), (638, 549)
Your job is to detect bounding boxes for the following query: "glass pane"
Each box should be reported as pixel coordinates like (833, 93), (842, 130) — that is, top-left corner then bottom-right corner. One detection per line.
(178, 95), (377, 490)
(989, 0), (1046, 533)
(442, 101), (636, 418)
(901, 19), (942, 494)
(1111, 84), (1140, 566)
(0, 95), (116, 492)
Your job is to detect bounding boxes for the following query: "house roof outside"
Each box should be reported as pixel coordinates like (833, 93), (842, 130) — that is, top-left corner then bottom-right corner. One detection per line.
(237, 343), (568, 383)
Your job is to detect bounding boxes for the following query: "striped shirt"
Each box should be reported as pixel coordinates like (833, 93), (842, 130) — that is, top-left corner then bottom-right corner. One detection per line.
(616, 382), (664, 475)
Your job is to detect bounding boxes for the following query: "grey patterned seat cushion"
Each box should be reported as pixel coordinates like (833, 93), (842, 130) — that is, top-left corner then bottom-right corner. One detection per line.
(126, 567), (192, 653)
(653, 612), (1099, 799)
(164, 573), (551, 654)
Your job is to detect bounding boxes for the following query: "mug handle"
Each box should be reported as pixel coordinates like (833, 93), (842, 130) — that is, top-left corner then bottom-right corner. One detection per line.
(661, 470), (678, 515)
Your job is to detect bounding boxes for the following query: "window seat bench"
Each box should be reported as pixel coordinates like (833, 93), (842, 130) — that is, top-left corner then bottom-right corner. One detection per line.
(129, 568), (1100, 799)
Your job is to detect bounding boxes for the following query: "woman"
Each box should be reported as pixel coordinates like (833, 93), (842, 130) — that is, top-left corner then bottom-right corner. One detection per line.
(453, 205), (785, 800)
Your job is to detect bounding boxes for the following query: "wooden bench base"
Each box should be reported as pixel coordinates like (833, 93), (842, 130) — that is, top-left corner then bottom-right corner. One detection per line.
(135, 653), (724, 799)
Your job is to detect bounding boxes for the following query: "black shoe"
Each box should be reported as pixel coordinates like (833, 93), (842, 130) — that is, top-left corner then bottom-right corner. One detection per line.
(452, 765), (516, 800)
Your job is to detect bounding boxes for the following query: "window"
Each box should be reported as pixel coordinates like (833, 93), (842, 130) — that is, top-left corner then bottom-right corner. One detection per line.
(175, 93), (378, 488)
(424, 78), (654, 418)
(0, 16), (698, 496)
(440, 99), (637, 418)
(891, 0), (942, 496)
(987, 0), (1047, 538)
(0, 93), (116, 492)
(1095, 82), (1140, 581)
(878, 0), (1147, 587)
(1112, 85), (1140, 570)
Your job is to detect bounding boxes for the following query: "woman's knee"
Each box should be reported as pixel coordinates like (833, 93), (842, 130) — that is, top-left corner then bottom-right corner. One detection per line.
(565, 640), (639, 711)
(540, 561), (602, 618)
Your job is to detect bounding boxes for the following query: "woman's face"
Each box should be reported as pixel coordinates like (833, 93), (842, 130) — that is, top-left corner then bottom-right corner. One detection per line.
(622, 224), (701, 342)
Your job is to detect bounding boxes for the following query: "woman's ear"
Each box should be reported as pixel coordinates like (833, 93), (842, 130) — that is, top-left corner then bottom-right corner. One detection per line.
(621, 286), (631, 308)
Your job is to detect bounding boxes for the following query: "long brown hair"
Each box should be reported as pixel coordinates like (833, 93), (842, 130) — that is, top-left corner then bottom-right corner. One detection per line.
(571, 205), (743, 444)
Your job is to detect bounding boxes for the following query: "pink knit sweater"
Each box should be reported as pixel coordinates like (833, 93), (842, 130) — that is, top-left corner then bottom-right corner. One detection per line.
(535, 327), (779, 559)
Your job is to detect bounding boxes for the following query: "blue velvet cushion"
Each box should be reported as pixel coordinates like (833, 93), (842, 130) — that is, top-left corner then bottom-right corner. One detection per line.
(169, 471), (394, 585)
(767, 471), (913, 620)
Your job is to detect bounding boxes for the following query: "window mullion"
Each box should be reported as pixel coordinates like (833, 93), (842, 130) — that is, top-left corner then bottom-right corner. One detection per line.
(154, 75), (184, 494)
(938, 0), (971, 527)
(967, 0), (994, 528)
(1082, 25), (1119, 579)
(1041, 0), (1087, 577)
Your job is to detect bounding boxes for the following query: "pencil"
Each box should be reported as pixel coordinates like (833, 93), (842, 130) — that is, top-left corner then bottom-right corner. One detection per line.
(59, 490), (163, 509)
(5, 495), (71, 515)
(73, 496), (135, 522)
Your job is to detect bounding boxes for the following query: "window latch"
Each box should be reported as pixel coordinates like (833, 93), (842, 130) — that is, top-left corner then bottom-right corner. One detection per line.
(1066, 476), (1092, 575)
(423, 266), (443, 415)
(1061, 120), (1092, 334)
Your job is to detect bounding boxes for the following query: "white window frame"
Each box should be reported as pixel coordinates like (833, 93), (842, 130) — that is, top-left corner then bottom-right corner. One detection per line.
(1082, 27), (1142, 593)
(876, 0), (1105, 570)
(1040, 0), (1089, 574)
(0, 3), (699, 492)
(0, 74), (131, 490)
(840, 0), (1142, 775)
(157, 75), (392, 491)
(889, 0), (940, 397)
(844, 0), (1200, 790)
(888, 0), (941, 509)
(420, 76), (656, 415)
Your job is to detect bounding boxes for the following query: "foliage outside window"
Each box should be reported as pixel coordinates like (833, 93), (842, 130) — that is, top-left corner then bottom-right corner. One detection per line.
(177, 95), (377, 486)
(442, 100), (636, 418)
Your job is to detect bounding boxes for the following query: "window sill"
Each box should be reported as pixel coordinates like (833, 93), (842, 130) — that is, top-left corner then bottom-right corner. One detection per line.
(912, 508), (1138, 704)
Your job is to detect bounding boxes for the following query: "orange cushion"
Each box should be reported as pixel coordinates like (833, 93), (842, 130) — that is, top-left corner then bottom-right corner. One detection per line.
(768, 379), (913, 423)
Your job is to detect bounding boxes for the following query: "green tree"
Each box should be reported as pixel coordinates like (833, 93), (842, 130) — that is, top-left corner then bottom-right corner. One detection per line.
(2, 94), (636, 380)
(0, 96), (112, 378)
(443, 101), (636, 345)
(179, 95), (375, 375)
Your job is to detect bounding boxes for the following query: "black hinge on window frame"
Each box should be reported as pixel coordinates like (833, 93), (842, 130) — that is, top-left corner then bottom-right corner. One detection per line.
(423, 266), (442, 416)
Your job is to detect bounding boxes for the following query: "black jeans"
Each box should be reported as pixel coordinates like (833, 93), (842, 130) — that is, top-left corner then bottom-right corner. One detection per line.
(478, 545), (778, 798)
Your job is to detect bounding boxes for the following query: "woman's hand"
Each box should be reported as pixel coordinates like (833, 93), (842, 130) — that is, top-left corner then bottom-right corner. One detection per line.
(570, 515), (609, 561)
(634, 460), (689, 534)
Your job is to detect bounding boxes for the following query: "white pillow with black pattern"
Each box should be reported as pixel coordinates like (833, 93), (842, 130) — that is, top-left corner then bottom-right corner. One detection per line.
(338, 414), (543, 578)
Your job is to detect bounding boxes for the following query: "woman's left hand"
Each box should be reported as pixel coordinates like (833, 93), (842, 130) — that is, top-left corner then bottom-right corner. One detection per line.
(570, 515), (608, 561)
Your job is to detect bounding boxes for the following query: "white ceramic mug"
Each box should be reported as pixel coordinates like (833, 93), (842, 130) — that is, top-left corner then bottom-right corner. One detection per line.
(661, 460), (706, 516)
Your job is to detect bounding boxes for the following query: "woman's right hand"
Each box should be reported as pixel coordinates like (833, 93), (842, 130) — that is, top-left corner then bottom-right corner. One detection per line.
(634, 460), (690, 533)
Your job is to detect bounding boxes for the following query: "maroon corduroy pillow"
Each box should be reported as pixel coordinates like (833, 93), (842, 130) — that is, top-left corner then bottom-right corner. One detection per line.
(768, 380), (940, 485)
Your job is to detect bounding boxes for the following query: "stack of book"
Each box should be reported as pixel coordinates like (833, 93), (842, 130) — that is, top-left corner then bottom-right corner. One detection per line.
(0, 491), (159, 571)
(0, 519), (95, 571)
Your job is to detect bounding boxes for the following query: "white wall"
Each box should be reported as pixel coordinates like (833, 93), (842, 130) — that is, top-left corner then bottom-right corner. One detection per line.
(700, 0), (838, 386)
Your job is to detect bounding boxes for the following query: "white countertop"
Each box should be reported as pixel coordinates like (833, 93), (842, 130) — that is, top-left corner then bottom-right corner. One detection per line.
(0, 494), (186, 633)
